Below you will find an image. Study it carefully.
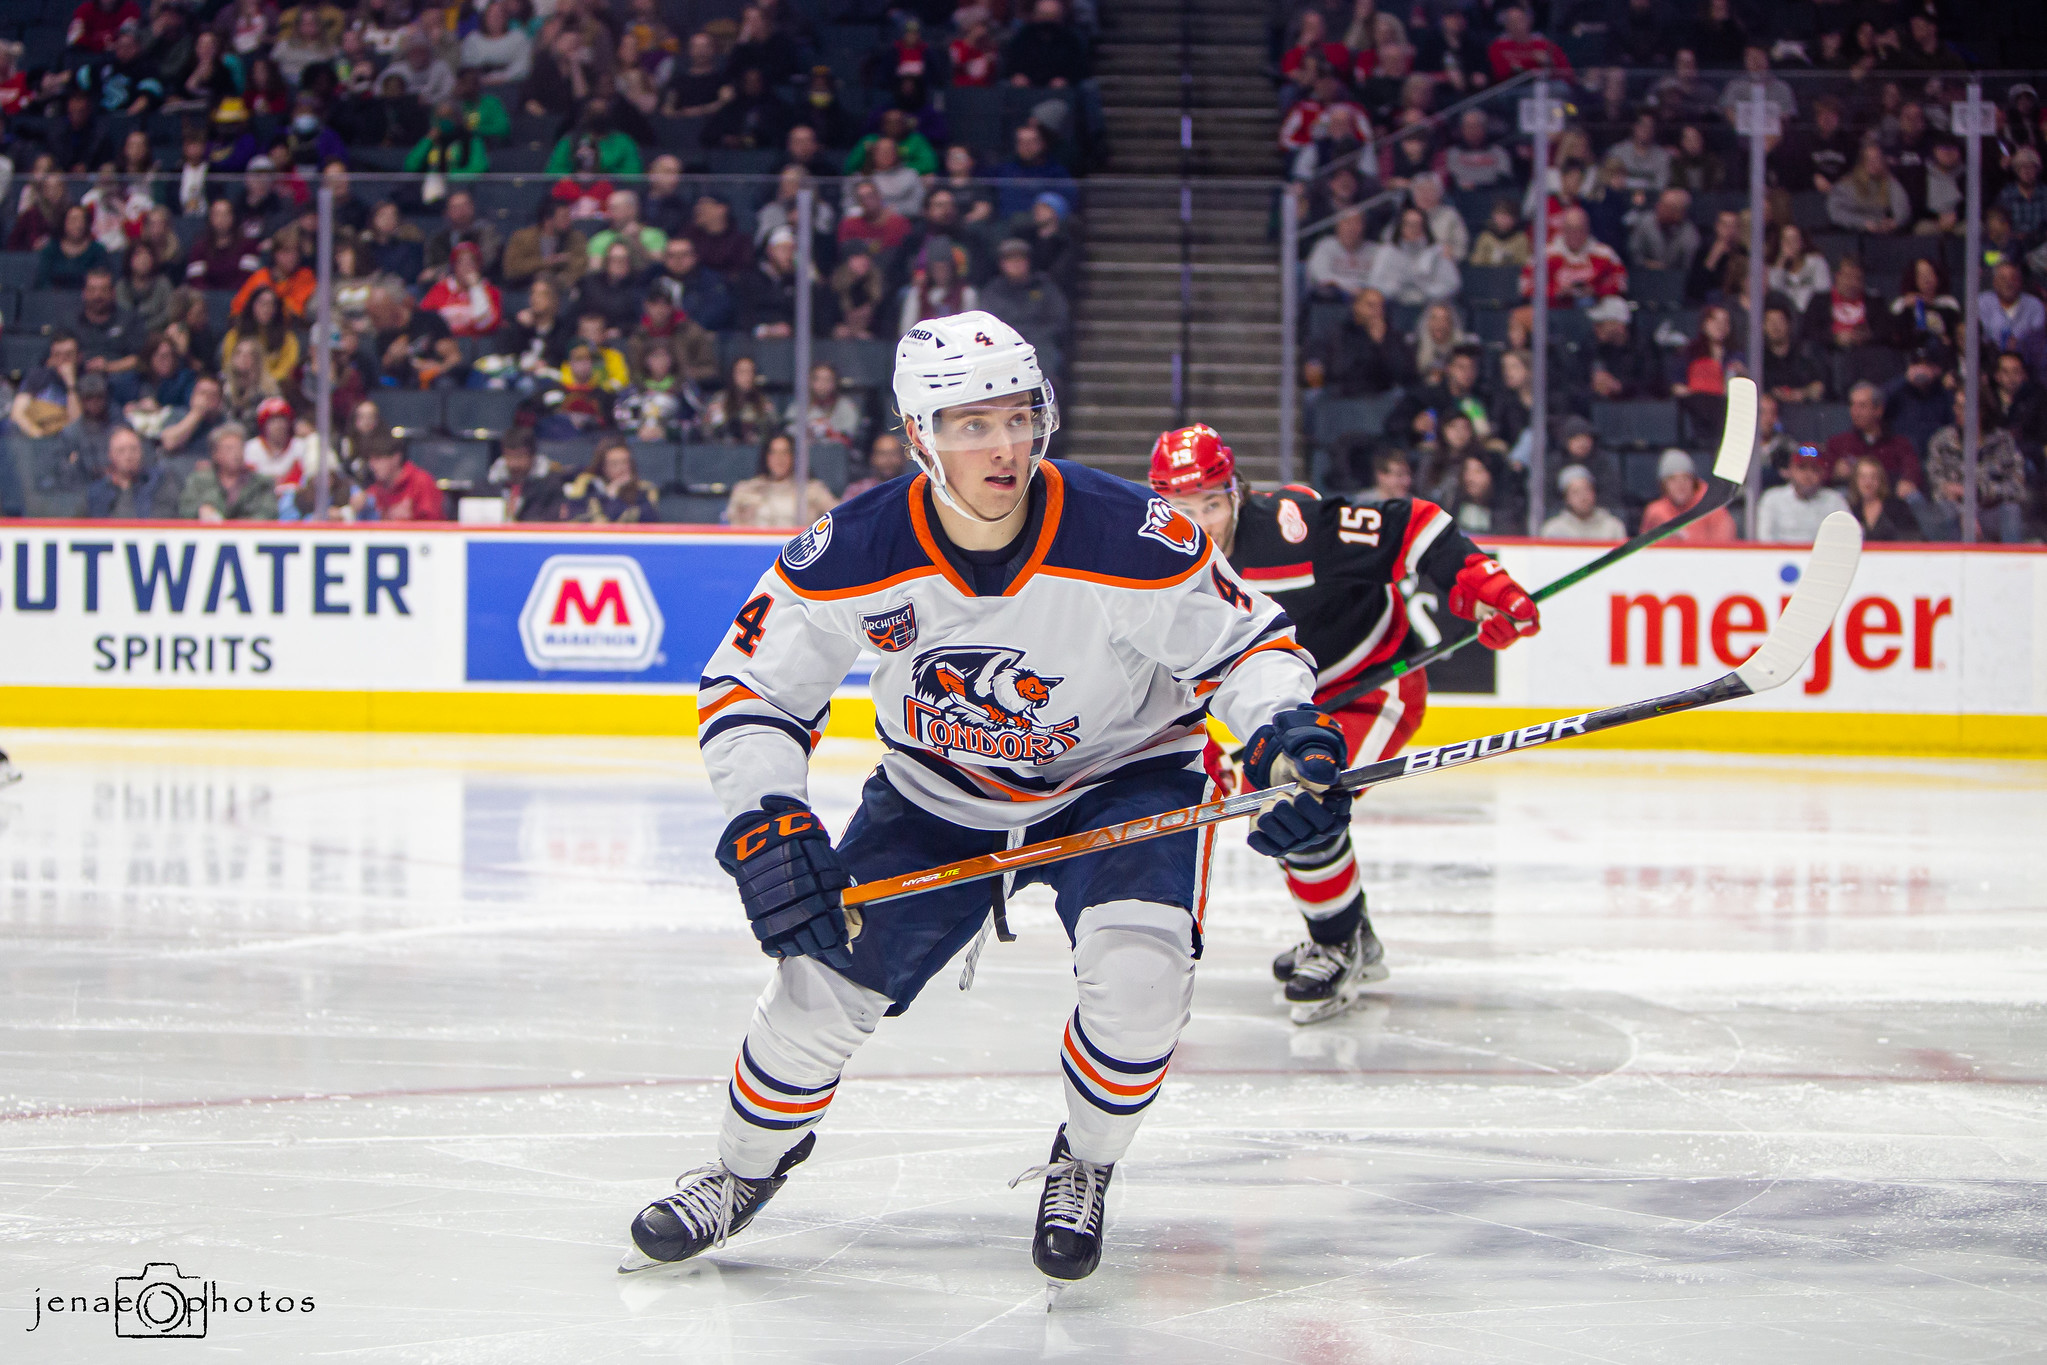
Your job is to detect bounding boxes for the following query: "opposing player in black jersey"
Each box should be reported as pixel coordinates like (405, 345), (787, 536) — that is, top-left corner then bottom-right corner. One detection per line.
(1150, 425), (1541, 1022)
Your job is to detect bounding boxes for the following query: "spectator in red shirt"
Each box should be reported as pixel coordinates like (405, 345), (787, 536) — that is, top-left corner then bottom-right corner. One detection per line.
(0, 41), (28, 116)
(355, 437), (446, 522)
(1519, 207), (1628, 304)
(1487, 4), (1571, 82)
(1806, 255), (1876, 351)
(948, 18), (998, 87)
(68, 0), (142, 55)
(1640, 449), (1737, 542)
(1822, 382), (1923, 498)
(836, 177), (911, 253)
(1281, 10), (1350, 84)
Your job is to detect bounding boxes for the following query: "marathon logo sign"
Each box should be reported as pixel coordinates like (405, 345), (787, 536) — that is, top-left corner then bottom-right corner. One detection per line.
(517, 555), (665, 672)
(1401, 715), (1591, 773)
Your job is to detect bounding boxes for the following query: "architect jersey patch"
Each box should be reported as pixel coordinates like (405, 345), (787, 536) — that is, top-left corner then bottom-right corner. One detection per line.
(781, 514), (833, 570)
(903, 645), (1081, 765)
(1139, 498), (1202, 554)
(862, 602), (919, 652)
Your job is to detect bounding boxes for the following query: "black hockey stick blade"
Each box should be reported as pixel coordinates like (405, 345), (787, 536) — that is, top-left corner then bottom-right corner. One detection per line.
(1317, 378), (1759, 714)
(844, 512), (1858, 915)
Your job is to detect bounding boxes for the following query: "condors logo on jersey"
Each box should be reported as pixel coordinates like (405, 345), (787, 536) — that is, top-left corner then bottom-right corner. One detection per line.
(903, 646), (1081, 765)
(1139, 498), (1202, 554)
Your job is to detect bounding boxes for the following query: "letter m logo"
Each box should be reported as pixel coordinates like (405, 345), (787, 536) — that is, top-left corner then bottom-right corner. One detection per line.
(1610, 593), (1700, 667)
(551, 577), (631, 626)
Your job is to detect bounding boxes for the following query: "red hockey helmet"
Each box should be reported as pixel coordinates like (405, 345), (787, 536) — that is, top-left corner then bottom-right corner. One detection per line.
(1147, 424), (1236, 496)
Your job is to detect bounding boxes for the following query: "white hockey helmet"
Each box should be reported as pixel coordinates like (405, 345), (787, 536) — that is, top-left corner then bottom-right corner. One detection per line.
(891, 310), (1059, 519)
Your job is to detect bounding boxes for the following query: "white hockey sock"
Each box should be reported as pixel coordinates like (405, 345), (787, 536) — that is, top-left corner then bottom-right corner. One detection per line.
(1059, 901), (1196, 1166)
(717, 955), (889, 1178)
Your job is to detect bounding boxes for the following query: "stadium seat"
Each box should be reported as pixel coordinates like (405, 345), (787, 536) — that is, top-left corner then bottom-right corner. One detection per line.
(378, 389), (445, 435)
(1312, 391), (1403, 449)
(17, 291), (72, 330)
(1460, 265), (1519, 308)
(1387, 302), (1424, 336)
(683, 442), (759, 493)
(1832, 344), (1905, 393)
(494, 146), (552, 174)
(443, 389), (522, 436)
(1305, 298), (1349, 341)
(804, 440), (850, 493)
(707, 149), (778, 176)
(627, 440), (683, 487)
(1620, 449), (1665, 503)
(659, 491), (728, 524)
(1862, 234), (1943, 285)
(721, 335), (796, 385)
(1590, 399), (1681, 449)
(1470, 306), (1513, 345)
(1789, 192), (1831, 231)
(0, 253), (40, 291)
(202, 291), (235, 336)
(1630, 267), (1686, 309)
(408, 438), (493, 486)
(814, 339), (892, 388)
(539, 436), (598, 469)
(1780, 402), (1850, 445)
(3, 333), (51, 371)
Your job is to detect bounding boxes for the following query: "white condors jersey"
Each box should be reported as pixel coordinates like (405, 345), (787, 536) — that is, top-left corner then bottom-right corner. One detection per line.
(697, 459), (1316, 829)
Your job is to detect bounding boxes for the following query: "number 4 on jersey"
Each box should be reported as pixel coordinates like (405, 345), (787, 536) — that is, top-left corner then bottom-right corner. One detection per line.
(731, 594), (773, 655)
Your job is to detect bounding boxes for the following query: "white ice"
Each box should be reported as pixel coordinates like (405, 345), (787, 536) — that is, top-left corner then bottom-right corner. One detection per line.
(0, 730), (2043, 1363)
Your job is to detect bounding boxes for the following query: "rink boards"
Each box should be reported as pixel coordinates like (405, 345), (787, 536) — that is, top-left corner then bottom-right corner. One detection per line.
(0, 521), (2041, 757)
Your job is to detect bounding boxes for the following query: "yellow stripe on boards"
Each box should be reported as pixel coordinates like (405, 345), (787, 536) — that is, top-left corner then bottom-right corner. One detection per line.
(3, 687), (2042, 758)
(0, 688), (880, 740)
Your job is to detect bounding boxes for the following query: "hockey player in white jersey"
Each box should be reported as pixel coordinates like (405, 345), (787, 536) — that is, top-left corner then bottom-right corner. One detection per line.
(623, 312), (1354, 1288)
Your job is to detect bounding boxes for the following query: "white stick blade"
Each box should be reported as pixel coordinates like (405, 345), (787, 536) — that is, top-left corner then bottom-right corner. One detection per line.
(1734, 512), (1863, 694)
(1710, 377), (1757, 485)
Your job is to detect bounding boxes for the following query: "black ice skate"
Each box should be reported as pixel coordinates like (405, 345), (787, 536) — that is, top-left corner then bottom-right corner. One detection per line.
(1009, 1125), (1113, 1307)
(0, 750), (19, 787)
(1283, 923), (1387, 1025)
(618, 1132), (815, 1273)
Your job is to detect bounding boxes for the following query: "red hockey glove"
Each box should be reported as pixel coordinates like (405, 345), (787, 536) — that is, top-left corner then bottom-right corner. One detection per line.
(1448, 553), (1540, 651)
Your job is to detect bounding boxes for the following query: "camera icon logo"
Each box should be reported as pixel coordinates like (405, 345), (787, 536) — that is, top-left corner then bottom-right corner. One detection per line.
(113, 1264), (208, 1338)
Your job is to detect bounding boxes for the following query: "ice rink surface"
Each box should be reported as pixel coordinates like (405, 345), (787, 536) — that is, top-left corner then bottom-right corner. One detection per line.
(0, 729), (2042, 1363)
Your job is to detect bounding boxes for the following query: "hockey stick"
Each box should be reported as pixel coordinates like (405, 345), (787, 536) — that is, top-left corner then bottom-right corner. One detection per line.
(1314, 377), (1759, 716)
(842, 510), (1859, 923)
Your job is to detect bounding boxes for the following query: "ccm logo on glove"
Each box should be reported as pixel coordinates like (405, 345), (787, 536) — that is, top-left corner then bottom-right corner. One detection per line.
(731, 810), (823, 861)
(1448, 553), (1541, 651)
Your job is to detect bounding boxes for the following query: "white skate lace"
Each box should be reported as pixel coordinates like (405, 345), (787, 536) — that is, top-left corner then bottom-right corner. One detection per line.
(1291, 942), (1352, 985)
(1008, 1156), (1107, 1234)
(657, 1162), (747, 1248)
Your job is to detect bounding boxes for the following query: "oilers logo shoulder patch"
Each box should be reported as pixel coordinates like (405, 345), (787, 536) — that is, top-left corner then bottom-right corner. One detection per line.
(781, 513), (834, 570)
(903, 645), (1081, 765)
(861, 602), (919, 652)
(1277, 498), (1309, 544)
(1139, 497), (1202, 555)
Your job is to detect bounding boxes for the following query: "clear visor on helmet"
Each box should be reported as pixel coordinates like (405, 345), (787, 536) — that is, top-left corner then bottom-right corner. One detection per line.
(917, 383), (1060, 459)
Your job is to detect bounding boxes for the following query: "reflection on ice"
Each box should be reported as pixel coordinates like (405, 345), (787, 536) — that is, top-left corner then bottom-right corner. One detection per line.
(0, 733), (2042, 1362)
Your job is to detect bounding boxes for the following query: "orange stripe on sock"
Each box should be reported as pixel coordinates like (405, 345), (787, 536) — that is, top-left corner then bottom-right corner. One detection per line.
(732, 1064), (836, 1115)
(1061, 1022), (1167, 1098)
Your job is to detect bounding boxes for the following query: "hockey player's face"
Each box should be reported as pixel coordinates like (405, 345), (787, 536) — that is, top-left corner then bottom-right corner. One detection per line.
(1166, 491), (1237, 556)
(928, 394), (1036, 519)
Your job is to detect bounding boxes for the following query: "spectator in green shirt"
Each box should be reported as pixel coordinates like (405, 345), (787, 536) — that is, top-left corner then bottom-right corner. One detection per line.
(547, 98), (644, 177)
(456, 68), (511, 142)
(585, 189), (669, 270)
(406, 102), (492, 180)
(179, 425), (279, 521)
(843, 108), (937, 176)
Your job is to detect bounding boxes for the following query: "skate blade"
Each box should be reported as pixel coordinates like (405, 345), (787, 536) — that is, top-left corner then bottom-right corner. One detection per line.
(1044, 1278), (1068, 1311)
(617, 1248), (680, 1274)
(1289, 973), (1389, 1026)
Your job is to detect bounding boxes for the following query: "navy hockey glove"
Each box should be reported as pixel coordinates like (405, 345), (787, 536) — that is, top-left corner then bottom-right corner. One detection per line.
(717, 796), (855, 970)
(1241, 707), (1354, 859)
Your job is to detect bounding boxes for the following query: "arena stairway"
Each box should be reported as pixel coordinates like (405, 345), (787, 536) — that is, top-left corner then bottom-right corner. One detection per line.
(1065, 0), (1294, 482)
